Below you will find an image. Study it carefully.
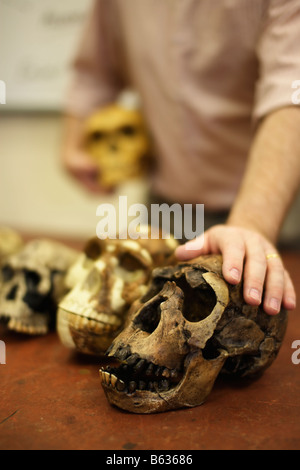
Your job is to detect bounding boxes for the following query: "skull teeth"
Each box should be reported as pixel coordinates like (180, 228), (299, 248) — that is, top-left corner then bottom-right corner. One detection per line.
(6, 318), (48, 335)
(100, 356), (182, 395)
(100, 368), (173, 394)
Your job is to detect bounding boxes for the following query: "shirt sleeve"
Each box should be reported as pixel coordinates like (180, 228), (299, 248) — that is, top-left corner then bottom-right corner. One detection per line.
(253, 0), (300, 122)
(64, 0), (124, 118)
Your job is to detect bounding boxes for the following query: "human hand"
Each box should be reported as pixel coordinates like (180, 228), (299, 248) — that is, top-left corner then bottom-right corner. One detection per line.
(62, 148), (114, 195)
(61, 114), (115, 195)
(175, 224), (296, 315)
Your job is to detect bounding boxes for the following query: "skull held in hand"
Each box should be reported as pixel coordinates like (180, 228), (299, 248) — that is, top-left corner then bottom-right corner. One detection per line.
(84, 104), (150, 189)
(57, 236), (178, 356)
(0, 239), (78, 334)
(101, 255), (288, 414)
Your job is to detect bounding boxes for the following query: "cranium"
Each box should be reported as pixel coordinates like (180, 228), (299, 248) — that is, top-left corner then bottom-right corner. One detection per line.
(84, 104), (150, 188)
(57, 235), (178, 356)
(0, 239), (78, 334)
(101, 255), (288, 414)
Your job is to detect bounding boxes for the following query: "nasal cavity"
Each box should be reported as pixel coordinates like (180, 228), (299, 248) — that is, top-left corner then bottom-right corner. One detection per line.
(7, 285), (18, 300)
(133, 298), (162, 334)
(24, 270), (41, 292)
(109, 143), (118, 152)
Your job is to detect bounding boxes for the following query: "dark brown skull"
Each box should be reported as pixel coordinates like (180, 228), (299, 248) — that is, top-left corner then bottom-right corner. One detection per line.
(101, 255), (288, 413)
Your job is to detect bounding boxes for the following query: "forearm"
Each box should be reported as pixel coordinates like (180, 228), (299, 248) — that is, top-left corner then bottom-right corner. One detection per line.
(227, 106), (300, 244)
(177, 108), (298, 314)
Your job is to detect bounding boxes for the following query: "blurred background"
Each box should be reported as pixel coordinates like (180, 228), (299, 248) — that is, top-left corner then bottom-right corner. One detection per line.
(0, 0), (299, 247)
(0, 0), (147, 242)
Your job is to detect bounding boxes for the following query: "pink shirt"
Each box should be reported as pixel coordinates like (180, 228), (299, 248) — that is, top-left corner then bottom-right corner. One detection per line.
(65, 0), (300, 209)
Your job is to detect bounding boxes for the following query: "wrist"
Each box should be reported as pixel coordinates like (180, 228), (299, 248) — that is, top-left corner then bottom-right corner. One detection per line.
(226, 210), (279, 245)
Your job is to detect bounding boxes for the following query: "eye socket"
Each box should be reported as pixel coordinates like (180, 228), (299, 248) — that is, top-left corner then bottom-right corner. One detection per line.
(84, 238), (105, 260)
(90, 130), (106, 142)
(141, 273), (217, 323)
(1, 265), (14, 282)
(176, 276), (217, 322)
(24, 269), (41, 291)
(119, 125), (137, 137)
(119, 253), (145, 272)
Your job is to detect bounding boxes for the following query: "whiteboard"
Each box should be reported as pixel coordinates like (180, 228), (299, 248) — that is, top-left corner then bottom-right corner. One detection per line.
(0, 0), (93, 111)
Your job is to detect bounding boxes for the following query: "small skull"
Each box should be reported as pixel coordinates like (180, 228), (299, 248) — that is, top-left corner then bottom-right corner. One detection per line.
(101, 255), (288, 414)
(57, 236), (178, 356)
(84, 104), (150, 189)
(0, 239), (78, 335)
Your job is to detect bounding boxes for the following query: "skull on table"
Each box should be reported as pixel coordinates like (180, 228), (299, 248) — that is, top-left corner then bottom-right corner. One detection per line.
(84, 104), (150, 189)
(0, 239), (78, 335)
(101, 255), (288, 413)
(57, 235), (178, 356)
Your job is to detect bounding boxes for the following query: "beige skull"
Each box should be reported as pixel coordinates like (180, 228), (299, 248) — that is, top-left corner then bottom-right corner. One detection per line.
(84, 104), (150, 188)
(0, 239), (78, 335)
(101, 255), (288, 414)
(57, 236), (178, 356)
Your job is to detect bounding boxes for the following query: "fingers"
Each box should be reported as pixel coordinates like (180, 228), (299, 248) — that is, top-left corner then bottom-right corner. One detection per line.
(242, 239), (267, 306)
(282, 269), (297, 310)
(261, 250), (296, 315)
(223, 233), (295, 314)
(63, 150), (114, 195)
(218, 228), (245, 285)
(175, 233), (207, 260)
(176, 226), (246, 284)
(175, 225), (296, 315)
(75, 173), (105, 194)
(262, 254), (284, 315)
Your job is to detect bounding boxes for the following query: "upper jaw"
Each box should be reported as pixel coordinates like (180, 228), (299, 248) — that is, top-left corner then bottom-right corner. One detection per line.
(100, 348), (227, 414)
(100, 354), (184, 414)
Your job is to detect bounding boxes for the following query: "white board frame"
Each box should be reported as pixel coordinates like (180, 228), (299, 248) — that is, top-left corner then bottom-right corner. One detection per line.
(0, 0), (92, 111)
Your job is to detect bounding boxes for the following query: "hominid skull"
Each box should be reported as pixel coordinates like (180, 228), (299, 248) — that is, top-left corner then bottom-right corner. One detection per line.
(0, 239), (78, 335)
(101, 255), (288, 414)
(84, 104), (150, 189)
(57, 235), (178, 356)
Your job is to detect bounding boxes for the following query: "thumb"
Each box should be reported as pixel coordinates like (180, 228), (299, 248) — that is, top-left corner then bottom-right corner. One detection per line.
(175, 233), (206, 260)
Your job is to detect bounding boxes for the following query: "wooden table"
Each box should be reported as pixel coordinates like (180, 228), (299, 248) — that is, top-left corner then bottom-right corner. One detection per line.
(0, 250), (299, 450)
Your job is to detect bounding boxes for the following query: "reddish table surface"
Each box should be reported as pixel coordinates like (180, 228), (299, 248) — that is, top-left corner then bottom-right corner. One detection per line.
(0, 249), (299, 450)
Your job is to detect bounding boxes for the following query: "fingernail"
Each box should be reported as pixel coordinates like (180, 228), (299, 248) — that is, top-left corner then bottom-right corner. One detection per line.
(269, 298), (280, 313)
(249, 288), (261, 302)
(230, 268), (240, 282)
